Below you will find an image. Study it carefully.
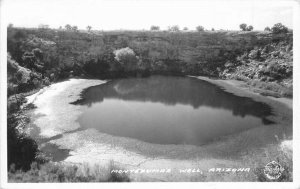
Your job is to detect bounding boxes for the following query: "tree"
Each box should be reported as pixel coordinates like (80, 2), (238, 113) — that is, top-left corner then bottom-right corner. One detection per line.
(65, 24), (72, 30)
(183, 27), (188, 31)
(239, 23), (253, 31)
(150, 25), (160, 31)
(271, 23), (288, 34)
(87, 25), (92, 32)
(239, 23), (247, 31)
(8, 23), (14, 28)
(246, 25), (253, 31)
(168, 25), (180, 32)
(211, 28), (215, 31)
(72, 26), (78, 32)
(264, 27), (271, 31)
(114, 47), (138, 71)
(196, 25), (204, 32)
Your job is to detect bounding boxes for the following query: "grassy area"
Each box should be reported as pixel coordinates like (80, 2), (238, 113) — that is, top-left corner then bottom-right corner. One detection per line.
(8, 161), (130, 182)
(247, 80), (292, 98)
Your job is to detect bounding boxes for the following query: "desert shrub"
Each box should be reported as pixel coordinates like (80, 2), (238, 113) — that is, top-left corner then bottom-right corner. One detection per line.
(42, 77), (51, 86)
(7, 96), (40, 171)
(49, 73), (55, 81)
(196, 25), (204, 32)
(32, 78), (42, 88)
(239, 23), (247, 31)
(86, 25), (92, 31)
(150, 25), (160, 31)
(8, 55), (29, 83)
(7, 95), (25, 114)
(168, 25), (180, 32)
(114, 47), (136, 62)
(260, 62), (290, 80)
(7, 130), (39, 172)
(239, 24), (253, 31)
(264, 27), (271, 31)
(16, 67), (31, 84)
(246, 25), (254, 31)
(272, 23), (288, 34)
(7, 55), (38, 94)
(248, 49), (261, 59)
(114, 47), (138, 71)
(247, 80), (292, 98)
(8, 161), (130, 182)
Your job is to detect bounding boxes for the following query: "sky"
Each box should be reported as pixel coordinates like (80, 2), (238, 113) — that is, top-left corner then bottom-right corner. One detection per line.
(2, 0), (294, 31)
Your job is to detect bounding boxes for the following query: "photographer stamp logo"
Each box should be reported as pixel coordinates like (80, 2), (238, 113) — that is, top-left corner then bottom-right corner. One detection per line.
(264, 161), (284, 180)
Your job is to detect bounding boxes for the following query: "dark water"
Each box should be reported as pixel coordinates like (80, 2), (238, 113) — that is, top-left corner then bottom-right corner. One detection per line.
(72, 76), (274, 146)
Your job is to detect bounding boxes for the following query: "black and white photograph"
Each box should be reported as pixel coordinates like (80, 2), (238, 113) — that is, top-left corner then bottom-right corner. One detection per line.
(0, 0), (299, 187)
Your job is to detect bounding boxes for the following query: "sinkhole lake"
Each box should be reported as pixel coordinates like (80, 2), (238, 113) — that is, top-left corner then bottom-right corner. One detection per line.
(72, 76), (274, 146)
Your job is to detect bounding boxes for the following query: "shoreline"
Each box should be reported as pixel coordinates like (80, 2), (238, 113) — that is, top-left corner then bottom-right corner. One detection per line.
(190, 76), (293, 154)
(192, 76), (292, 109)
(24, 76), (293, 181)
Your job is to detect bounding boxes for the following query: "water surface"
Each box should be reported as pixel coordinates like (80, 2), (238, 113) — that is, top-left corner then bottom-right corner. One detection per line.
(72, 76), (274, 146)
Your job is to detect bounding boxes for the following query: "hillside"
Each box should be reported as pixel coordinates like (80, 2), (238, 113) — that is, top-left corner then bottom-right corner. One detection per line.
(7, 27), (293, 98)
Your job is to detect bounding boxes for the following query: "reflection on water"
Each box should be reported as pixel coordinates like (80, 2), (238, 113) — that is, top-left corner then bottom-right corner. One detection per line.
(72, 76), (274, 146)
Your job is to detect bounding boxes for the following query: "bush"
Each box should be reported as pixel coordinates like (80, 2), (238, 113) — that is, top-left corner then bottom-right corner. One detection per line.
(272, 23), (288, 34)
(264, 27), (271, 31)
(8, 161), (130, 182)
(239, 23), (247, 31)
(168, 25), (180, 32)
(239, 24), (253, 31)
(247, 80), (292, 98)
(32, 78), (42, 88)
(43, 77), (51, 86)
(16, 67), (31, 84)
(248, 49), (260, 59)
(262, 62), (291, 80)
(150, 26), (160, 31)
(114, 47), (138, 71)
(246, 25), (253, 31)
(196, 25), (204, 32)
(7, 95), (40, 171)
